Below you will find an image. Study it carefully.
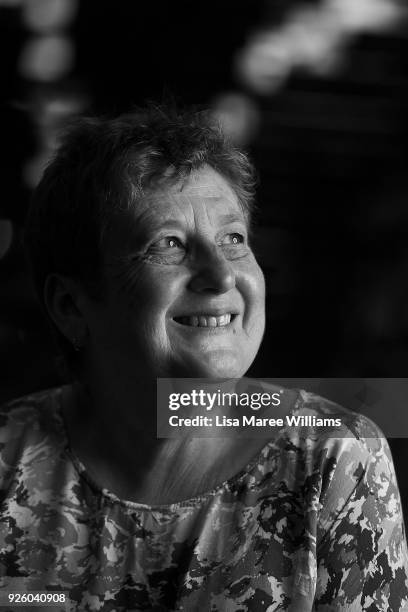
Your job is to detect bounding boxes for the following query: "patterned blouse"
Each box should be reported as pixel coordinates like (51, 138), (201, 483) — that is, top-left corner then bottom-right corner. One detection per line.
(0, 386), (407, 611)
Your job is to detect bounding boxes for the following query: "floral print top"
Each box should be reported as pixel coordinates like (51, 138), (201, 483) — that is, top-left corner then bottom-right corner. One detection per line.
(0, 386), (407, 611)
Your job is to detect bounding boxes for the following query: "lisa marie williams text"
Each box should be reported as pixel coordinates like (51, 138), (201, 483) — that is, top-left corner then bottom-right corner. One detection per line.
(169, 414), (343, 428)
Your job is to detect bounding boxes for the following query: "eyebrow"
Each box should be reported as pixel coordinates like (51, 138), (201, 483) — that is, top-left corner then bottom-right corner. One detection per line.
(217, 213), (247, 225)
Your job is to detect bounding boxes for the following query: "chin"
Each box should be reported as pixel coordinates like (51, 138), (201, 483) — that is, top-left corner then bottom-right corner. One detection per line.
(179, 351), (251, 379)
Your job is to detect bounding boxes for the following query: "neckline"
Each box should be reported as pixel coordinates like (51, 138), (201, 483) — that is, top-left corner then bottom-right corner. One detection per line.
(55, 384), (302, 512)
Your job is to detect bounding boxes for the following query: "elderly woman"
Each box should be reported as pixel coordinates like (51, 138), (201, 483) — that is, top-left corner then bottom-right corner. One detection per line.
(0, 106), (407, 611)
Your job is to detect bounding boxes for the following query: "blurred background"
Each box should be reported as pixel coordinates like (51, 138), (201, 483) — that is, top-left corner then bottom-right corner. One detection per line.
(0, 0), (408, 514)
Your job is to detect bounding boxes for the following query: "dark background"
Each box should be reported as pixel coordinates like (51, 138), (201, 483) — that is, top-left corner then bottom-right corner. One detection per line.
(1, 0), (408, 518)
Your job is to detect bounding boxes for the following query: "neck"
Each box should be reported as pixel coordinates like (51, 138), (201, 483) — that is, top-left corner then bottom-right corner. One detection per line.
(62, 374), (293, 505)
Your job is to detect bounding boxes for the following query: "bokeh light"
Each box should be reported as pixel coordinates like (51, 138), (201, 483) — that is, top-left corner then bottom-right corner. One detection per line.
(18, 35), (74, 82)
(21, 0), (78, 33)
(236, 0), (407, 94)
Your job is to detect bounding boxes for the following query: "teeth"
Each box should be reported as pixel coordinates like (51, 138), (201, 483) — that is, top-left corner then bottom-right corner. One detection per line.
(179, 314), (232, 327)
(218, 314), (231, 326)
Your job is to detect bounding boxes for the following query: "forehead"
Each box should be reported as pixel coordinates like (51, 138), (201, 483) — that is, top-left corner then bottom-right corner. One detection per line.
(140, 165), (242, 219)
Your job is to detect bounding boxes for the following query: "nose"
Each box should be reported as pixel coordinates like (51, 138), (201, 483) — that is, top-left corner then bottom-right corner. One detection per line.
(189, 247), (236, 294)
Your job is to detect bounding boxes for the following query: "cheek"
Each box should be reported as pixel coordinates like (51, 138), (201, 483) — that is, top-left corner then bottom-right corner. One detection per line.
(237, 259), (266, 343)
(239, 258), (266, 310)
(113, 266), (178, 313)
(116, 269), (185, 346)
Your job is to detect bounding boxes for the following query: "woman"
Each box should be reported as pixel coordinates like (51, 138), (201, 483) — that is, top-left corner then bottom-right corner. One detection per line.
(0, 105), (407, 611)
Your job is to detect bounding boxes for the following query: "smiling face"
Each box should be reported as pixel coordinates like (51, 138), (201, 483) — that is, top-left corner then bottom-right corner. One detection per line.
(82, 165), (265, 379)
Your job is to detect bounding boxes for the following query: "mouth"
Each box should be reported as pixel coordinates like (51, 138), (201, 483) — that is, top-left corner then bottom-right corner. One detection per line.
(173, 313), (237, 328)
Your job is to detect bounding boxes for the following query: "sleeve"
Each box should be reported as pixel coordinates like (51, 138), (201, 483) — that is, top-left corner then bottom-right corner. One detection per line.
(314, 427), (408, 611)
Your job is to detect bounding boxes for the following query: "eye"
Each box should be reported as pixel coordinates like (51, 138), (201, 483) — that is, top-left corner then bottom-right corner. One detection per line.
(230, 233), (244, 245)
(144, 235), (186, 265)
(153, 236), (184, 249)
(221, 232), (245, 246)
(218, 231), (249, 260)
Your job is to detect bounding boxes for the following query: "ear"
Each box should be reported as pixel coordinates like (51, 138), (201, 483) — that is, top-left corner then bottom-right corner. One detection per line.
(43, 274), (88, 350)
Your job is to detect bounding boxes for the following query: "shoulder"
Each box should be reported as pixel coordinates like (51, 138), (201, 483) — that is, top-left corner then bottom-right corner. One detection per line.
(265, 388), (398, 502)
(0, 386), (63, 435)
(0, 387), (66, 486)
(247, 385), (391, 481)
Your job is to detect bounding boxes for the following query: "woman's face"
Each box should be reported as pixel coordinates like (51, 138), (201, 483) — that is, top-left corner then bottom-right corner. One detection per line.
(84, 165), (265, 379)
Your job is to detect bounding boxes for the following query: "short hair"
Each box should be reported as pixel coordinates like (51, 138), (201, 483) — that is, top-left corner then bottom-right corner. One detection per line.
(24, 104), (257, 370)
